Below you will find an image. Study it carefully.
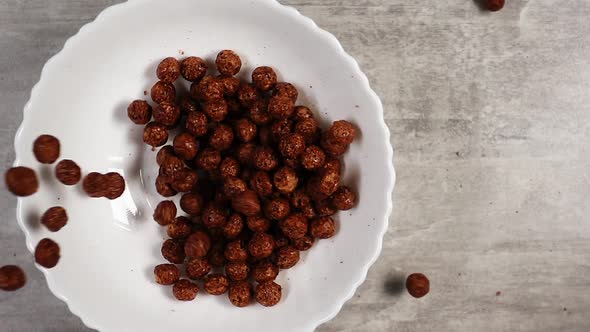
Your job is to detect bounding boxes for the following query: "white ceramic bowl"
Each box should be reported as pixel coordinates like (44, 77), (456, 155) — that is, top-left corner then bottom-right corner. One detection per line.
(14, 0), (395, 331)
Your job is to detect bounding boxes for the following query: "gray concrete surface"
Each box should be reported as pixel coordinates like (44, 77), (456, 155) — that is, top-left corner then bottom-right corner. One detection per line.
(2, 0), (590, 331)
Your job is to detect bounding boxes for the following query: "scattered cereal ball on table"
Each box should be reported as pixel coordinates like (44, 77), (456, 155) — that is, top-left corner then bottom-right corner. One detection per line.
(41, 206), (68, 232)
(256, 281), (282, 307)
(34, 238), (60, 268)
(225, 261), (250, 281)
(486, 0), (505, 11)
(0, 265), (26, 291)
(203, 273), (230, 295)
(217, 75), (240, 96)
(279, 213), (308, 240)
(252, 66), (277, 91)
(143, 122), (169, 147)
(246, 215), (270, 233)
(264, 198), (291, 221)
(406, 273), (429, 298)
(238, 83), (262, 108)
(180, 192), (203, 216)
(104, 172), (126, 199)
(253, 146), (279, 171)
(224, 240), (248, 262)
(223, 213), (244, 239)
(185, 111), (208, 137)
(161, 239), (186, 264)
(154, 263), (180, 285)
(231, 190), (261, 216)
(180, 56), (207, 82)
(167, 216), (192, 239)
(292, 235), (315, 251)
(310, 216), (336, 239)
(331, 186), (357, 210)
(268, 96), (295, 119)
(156, 57), (180, 83)
(5, 167), (38, 197)
(216, 50), (242, 76)
(184, 231), (211, 258)
(248, 232), (275, 259)
(192, 76), (225, 102)
(203, 99), (229, 122)
(209, 124), (234, 150)
(273, 167), (298, 194)
(279, 133), (306, 159)
(202, 204), (228, 229)
(253, 261), (279, 283)
(150, 81), (176, 104)
(173, 132), (198, 160)
(55, 159), (81, 185)
(273, 82), (298, 101)
(153, 102), (181, 127)
(186, 257), (212, 279)
(228, 280), (252, 308)
(219, 157), (240, 178)
(33, 134), (60, 164)
(275, 245), (300, 269)
(173, 279), (199, 301)
(127, 100), (152, 125)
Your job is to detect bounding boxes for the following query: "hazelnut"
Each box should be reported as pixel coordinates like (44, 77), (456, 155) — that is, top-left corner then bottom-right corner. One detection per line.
(209, 124), (234, 150)
(173, 132), (198, 160)
(127, 100), (152, 125)
(34, 238), (60, 268)
(234, 118), (258, 143)
(219, 157), (240, 178)
(279, 214), (308, 240)
(204, 273), (230, 295)
(225, 261), (250, 281)
(253, 261), (279, 283)
(156, 146), (175, 166)
(216, 50), (242, 76)
(173, 279), (199, 301)
(156, 57), (180, 83)
(167, 216), (192, 239)
(248, 232), (274, 259)
(250, 171), (273, 197)
(331, 186), (356, 210)
(0, 265), (26, 291)
(40, 206), (68, 232)
(5, 167), (38, 197)
(202, 204), (228, 229)
(195, 148), (222, 171)
(186, 257), (212, 279)
(203, 99), (229, 122)
(180, 56), (208, 82)
(273, 82), (298, 101)
(273, 167), (298, 194)
(252, 66), (277, 91)
(275, 245), (300, 269)
(33, 134), (60, 164)
(180, 192), (204, 215)
(161, 239), (186, 264)
(310, 216), (336, 239)
(279, 133), (306, 159)
(223, 213), (244, 239)
(253, 146), (279, 171)
(268, 96), (295, 119)
(143, 122), (169, 147)
(185, 111), (208, 137)
(154, 264), (180, 285)
(184, 231), (211, 258)
(255, 281), (282, 307)
(406, 273), (430, 298)
(231, 190), (261, 216)
(55, 159), (81, 185)
(150, 81), (176, 104)
(228, 280), (252, 307)
(264, 198), (291, 221)
(246, 215), (271, 233)
(224, 240), (248, 262)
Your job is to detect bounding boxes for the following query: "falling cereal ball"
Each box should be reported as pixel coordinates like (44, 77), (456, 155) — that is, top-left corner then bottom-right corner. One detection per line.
(0, 265), (26, 291)
(33, 134), (60, 164)
(34, 238), (61, 268)
(406, 273), (430, 298)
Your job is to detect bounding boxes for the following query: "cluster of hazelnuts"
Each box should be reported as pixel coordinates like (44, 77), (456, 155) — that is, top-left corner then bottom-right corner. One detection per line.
(127, 50), (357, 307)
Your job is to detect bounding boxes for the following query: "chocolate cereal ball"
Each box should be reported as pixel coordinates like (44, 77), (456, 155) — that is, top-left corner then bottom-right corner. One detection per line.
(153, 200), (177, 226)
(273, 167), (298, 194)
(301, 145), (326, 170)
(171, 169), (199, 193)
(224, 240), (248, 262)
(203, 99), (228, 122)
(186, 257), (212, 279)
(104, 172), (126, 200)
(279, 133), (306, 159)
(294, 105), (314, 121)
(192, 76), (225, 102)
(173, 279), (199, 301)
(327, 120), (356, 145)
(179, 97), (199, 114)
(156, 146), (174, 166)
(223, 176), (247, 198)
(167, 216), (192, 239)
(204, 273), (230, 295)
(180, 192), (204, 215)
(248, 232), (275, 259)
(156, 57), (180, 83)
(295, 118), (319, 144)
(180, 56), (207, 82)
(40, 206), (68, 232)
(321, 136), (348, 157)
(252, 66), (277, 91)
(314, 199), (337, 217)
(161, 239), (186, 264)
(151, 81), (176, 104)
(5, 167), (38, 197)
(292, 235), (315, 251)
(253, 261), (279, 282)
(34, 238), (60, 268)
(250, 171), (273, 197)
(275, 245), (300, 269)
(310, 216), (336, 239)
(247, 100), (272, 126)
(256, 281), (282, 307)
(153, 102), (180, 127)
(155, 175), (176, 197)
(238, 83), (262, 108)
(0, 265), (26, 291)
(273, 233), (290, 249)
(173, 132), (198, 160)
(253, 146), (279, 171)
(160, 155), (184, 179)
(273, 82), (298, 101)
(55, 159), (81, 185)
(331, 186), (356, 210)
(209, 124), (234, 150)
(223, 213), (244, 239)
(228, 280), (252, 308)
(246, 215), (271, 233)
(219, 157), (240, 178)
(127, 100), (152, 125)
(185, 111), (208, 137)
(234, 118), (257, 143)
(268, 96), (295, 119)
(225, 261), (250, 281)
(33, 135), (60, 164)
(154, 264), (180, 285)
(279, 214), (308, 240)
(216, 50), (242, 76)
(290, 189), (312, 209)
(406, 273), (430, 298)
(195, 148), (222, 171)
(143, 122), (169, 147)
(184, 231), (211, 258)
(264, 198), (291, 221)
(202, 204), (228, 229)
(217, 75), (240, 96)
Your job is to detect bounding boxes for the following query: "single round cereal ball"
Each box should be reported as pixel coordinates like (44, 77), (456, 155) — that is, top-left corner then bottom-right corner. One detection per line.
(40, 206), (68, 232)
(153, 200), (177, 226)
(231, 190), (261, 217)
(0, 265), (26, 291)
(216, 50), (242, 76)
(82, 172), (107, 198)
(5, 167), (39, 197)
(161, 239), (186, 264)
(238, 83), (262, 108)
(179, 97), (199, 113)
(33, 134), (60, 164)
(185, 111), (208, 137)
(247, 100), (272, 125)
(180, 192), (204, 216)
(228, 280), (252, 307)
(234, 118), (257, 143)
(310, 216), (336, 239)
(184, 231), (211, 258)
(202, 204), (228, 229)
(253, 261), (279, 283)
(225, 261), (250, 281)
(253, 146), (279, 171)
(246, 215), (270, 233)
(406, 273), (430, 298)
(252, 66), (277, 91)
(248, 232), (275, 259)
(235, 143), (256, 165)
(223, 213), (244, 239)
(273, 82), (298, 101)
(292, 235), (315, 251)
(203, 99), (229, 122)
(192, 76), (225, 102)
(264, 198), (291, 221)
(104, 172), (126, 200)
(290, 189), (312, 210)
(223, 176), (247, 198)
(171, 168), (198, 193)
(271, 119), (293, 142)
(279, 214), (308, 240)
(314, 199), (337, 217)
(224, 240), (248, 262)
(209, 124), (234, 150)
(156, 146), (175, 166)
(153, 102), (180, 127)
(321, 136), (348, 157)
(154, 264), (180, 285)
(155, 175), (177, 197)
(250, 171), (273, 197)
(143, 122), (169, 147)
(273, 167), (298, 194)
(180, 56), (208, 82)
(173, 279), (199, 301)
(167, 216), (192, 239)
(219, 157), (240, 178)
(156, 57), (180, 83)
(275, 245), (300, 269)
(217, 75), (240, 96)
(327, 120), (356, 145)
(331, 186), (357, 210)
(301, 145), (326, 170)
(127, 100), (152, 125)
(160, 155), (184, 179)
(173, 132), (198, 160)
(204, 273), (230, 295)
(55, 159), (81, 185)
(295, 117), (319, 144)
(34, 238), (60, 268)
(195, 148), (222, 171)
(294, 105), (314, 121)
(151, 81), (176, 104)
(279, 133), (306, 159)
(268, 96), (295, 119)
(486, 0), (505, 12)
(186, 257), (212, 279)
(256, 281), (282, 307)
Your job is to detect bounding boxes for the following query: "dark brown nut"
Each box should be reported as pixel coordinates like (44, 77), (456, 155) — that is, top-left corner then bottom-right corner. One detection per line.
(82, 172), (107, 198)
(202, 204), (228, 229)
(290, 188), (312, 210)
(173, 132), (198, 160)
(179, 97), (199, 114)
(406, 273), (430, 298)
(247, 100), (272, 125)
(155, 175), (177, 197)
(321, 136), (348, 157)
(127, 100), (152, 125)
(253, 261), (279, 282)
(161, 239), (186, 264)
(248, 232), (275, 259)
(225, 261), (250, 281)
(224, 240), (248, 262)
(157, 57), (180, 83)
(301, 145), (326, 170)
(209, 124), (234, 150)
(279, 133), (306, 159)
(195, 148), (222, 171)
(275, 245), (300, 269)
(153, 102), (181, 127)
(292, 235), (314, 251)
(268, 96), (295, 119)
(34, 238), (60, 268)
(223, 213), (244, 239)
(250, 171), (273, 197)
(186, 257), (212, 279)
(154, 264), (180, 285)
(273, 167), (298, 194)
(228, 280), (252, 307)
(253, 146), (279, 171)
(173, 279), (199, 301)
(203, 99), (229, 122)
(55, 159), (81, 185)
(104, 172), (126, 200)
(252, 66), (277, 91)
(160, 155), (184, 179)
(0, 265), (26, 291)
(255, 281), (282, 307)
(181, 56), (208, 82)
(5, 167), (38, 197)
(264, 198), (291, 221)
(327, 120), (356, 145)
(217, 75), (240, 96)
(310, 216), (336, 239)
(295, 118), (320, 144)
(294, 105), (314, 121)
(40, 206), (68, 232)
(184, 231), (211, 258)
(231, 190), (261, 217)
(208, 241), (227, 267)
(273, 82), (298, 101)
(153, 200), (177, 226)
(273, 233), (289, 248)
(246, 215), (270, 233)
(33, 134), (60, 164)
(216, 50), (242, 76)
(258, 126), (273, 146)
(331, 186), (356, 210)
(180, 193), (204, 215)
(156, 146), (175, 166)
(223, 176), (247, 198)
(191, 76), (225, 102)
(151, 81), (176, 104)
(238, 83), (262, 108)
(234, 118), (257, 143)
(185, 111), (209, 137)
(143, 122), (169, 147)
(204, 273), (230, 295)
(167, 216), (193, 239)
(314, 199), (337, 217)
(270, 119), (293, 142)
(219, 157), (240, 178)
(279, 214), (308, 240)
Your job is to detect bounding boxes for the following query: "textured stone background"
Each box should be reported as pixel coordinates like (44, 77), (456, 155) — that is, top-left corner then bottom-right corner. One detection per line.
(1, 0), (590, 331)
